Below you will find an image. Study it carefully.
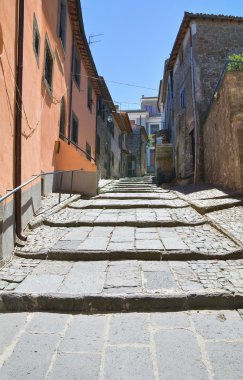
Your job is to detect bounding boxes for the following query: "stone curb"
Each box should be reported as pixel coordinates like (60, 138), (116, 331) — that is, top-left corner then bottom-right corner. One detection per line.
(43, 219), (206, 228)
(29, 194), (81, 229)
(187, 200), (243, 215)
(0, 291), (242, 313)
(14, 248), (243, 261)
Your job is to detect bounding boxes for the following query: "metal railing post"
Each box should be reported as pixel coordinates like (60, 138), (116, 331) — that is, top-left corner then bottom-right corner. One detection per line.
(70, 171), (74, 198)
(59, 172), (63, 203)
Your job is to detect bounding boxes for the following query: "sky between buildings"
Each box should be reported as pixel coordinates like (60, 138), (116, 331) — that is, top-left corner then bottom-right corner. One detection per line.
(82, 0), (243, 110)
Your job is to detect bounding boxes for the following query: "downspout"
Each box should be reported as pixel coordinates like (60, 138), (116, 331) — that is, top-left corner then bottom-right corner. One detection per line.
(68, 37), (74, 141)
(189, 26), (199, 184)
(14, 0), (26, 241)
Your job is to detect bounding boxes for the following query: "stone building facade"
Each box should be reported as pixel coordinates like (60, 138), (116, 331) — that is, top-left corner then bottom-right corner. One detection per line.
(204, 71), (243, 191)
(125, 96), (162, 173)
(126, 125), (148, 177)
(162, 12), (243, 183)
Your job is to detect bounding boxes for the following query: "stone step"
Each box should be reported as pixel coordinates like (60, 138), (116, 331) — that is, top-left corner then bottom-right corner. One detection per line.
(1, 259), (243, 312)
(68, 199), (189, 209)
(15, 225), (242, 261)
(43, 207), (206, 227)
(96, 193), (177, 200)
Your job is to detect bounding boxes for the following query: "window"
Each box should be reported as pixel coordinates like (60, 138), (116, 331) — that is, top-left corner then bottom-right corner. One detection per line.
(73, 45), (81, 88)
(86, 142), (91, 161)
(119, 135), (122, 148)
(145, 105), (153, 114)
(180, 88), (186, 109)
(150, 124), (160, 134)
(33, 14), (40, 65)
(87, 79), (93, 111)
(111, 152), (114, 167)
(96, 135), (100, 155)
(71, 112), (78, 144)
(44, 36), (54, 93)
(109, 121), (114, 138)
(57, 0), (67, 50)
(59, 97), (65, 136)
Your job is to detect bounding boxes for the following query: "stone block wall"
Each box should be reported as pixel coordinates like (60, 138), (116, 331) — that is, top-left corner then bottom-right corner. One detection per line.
(204, 71), (243, 191)
(96, 115), (111, 180)
(126, 126), (147, 177)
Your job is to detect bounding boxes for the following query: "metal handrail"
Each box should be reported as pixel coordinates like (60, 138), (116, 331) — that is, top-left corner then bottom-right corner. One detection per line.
(59, 133), (96, 163)
(0, 169), (82, 204)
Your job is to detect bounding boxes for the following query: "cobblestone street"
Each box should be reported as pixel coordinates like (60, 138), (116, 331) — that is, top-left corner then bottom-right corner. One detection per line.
(0, 177), (243, 379)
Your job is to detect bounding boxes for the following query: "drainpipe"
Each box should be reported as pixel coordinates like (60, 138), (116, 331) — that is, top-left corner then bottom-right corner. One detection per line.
(68, 37), (74, 141)
(14, 0), (26, 241)
(189, 26), (199, 184)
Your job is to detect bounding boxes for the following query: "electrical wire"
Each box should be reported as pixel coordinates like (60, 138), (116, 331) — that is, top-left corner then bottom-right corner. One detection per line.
(76, 72), (159, 91)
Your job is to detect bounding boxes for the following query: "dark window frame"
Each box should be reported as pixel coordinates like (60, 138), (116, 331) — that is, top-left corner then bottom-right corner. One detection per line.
(57, 0), (67, 52)
(86, 142), (91, 161)
(43, 35), (54, 96)
(179, 48), (184, 66)
(87, 79), (93, 112)
(111, 152), (114, 167)
(73, 44), (81, 89)
(180, 88), (186, 109)
(33, 13), (40, 66)
(71, 112), (79, 144)
(59, 97), (66, 137)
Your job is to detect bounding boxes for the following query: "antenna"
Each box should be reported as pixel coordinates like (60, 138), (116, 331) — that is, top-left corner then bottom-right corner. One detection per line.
(88, 33), (104, 45)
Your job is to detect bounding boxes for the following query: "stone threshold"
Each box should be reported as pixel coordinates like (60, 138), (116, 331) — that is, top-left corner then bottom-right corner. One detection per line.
(0, 291), (242, 313)
(15, 248), (243, 261)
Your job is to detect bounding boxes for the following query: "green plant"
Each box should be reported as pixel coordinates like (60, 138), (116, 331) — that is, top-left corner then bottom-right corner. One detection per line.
(227, 53), (243, 71)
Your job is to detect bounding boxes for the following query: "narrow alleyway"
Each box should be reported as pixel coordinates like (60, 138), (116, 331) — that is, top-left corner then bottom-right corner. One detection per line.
(0, 177), (243, 379)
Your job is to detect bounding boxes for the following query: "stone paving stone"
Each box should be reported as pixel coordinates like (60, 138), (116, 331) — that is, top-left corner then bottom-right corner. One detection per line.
(169, 261), (206, 292)
(107, 241), (135, 251)
(162, 237), (188, 250)
(0, 332), (59, 380)
(47, 353), (101, 380)
(109, 313), (150, 345)
(192, 310), (243, 340)
(174, 185), (240, 200)
(0, 313), (28, 356)
(104, 347), (154, 380)
(16, 274), (64, 293)
(78, 237), (110, 251)
(59, 262), (106, 294)
(206, 342), (243, 380)
(135, 239), (164, 250)
(26, 313), (69, 334)
(151, 311), (190, 328)
(154, 329), (208, 379)
(60, 227), (92, 240)
(143, 262), (179, 292)
(104, 261), (141, 293)
(207, 206), (243, 244)
(70, 198), (188, 209)
(32, 261), (72, 276)
(59, 315), (106, 353)
(189, 197), (242, 214)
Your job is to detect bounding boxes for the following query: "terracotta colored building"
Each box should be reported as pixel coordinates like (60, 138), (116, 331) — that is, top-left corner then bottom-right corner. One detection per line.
(0, 0), (100, 259)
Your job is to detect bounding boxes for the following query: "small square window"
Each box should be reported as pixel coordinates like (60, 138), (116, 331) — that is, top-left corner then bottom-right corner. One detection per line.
(86, 142), (91, 161)
(73, 45), (81, 88)
(71, 112), (79, 144)
(33, 14), (40, 65)
(44, 36), (54, 93)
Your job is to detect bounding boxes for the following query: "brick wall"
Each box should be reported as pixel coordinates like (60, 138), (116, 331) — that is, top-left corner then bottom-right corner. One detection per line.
(203, 71), (243, 191)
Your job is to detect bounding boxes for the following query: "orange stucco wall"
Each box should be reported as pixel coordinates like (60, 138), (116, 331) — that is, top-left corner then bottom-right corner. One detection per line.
(0, 0), (97, 199)
(0, 0), (17, 196)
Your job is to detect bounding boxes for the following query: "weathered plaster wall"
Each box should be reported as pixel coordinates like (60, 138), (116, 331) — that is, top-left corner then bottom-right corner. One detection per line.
(204, 71), (243, 191)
